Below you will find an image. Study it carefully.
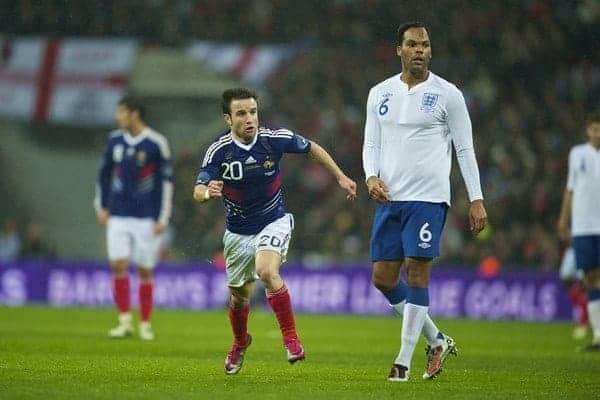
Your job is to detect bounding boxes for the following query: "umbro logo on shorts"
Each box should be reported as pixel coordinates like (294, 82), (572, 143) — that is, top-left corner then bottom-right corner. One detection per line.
(418, 242), (431, 249)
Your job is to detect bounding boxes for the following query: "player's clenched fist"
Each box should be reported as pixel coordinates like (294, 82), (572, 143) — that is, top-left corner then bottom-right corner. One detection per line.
(206, 180), (224, 199)
(338, 175), (357, 200)
(366, 176), (391, 203)
(97, 208), (110, 226)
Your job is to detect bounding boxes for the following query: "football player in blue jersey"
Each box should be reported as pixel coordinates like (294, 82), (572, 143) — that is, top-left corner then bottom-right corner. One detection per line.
(95, 96), (173, 341)
(193, 88), (357, 375)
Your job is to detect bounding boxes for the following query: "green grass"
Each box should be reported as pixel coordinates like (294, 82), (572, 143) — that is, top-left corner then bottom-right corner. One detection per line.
(0, 306), (598, 399)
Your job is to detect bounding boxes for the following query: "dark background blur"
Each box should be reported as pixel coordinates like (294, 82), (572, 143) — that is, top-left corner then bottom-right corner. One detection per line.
(1, 0), (599, 270)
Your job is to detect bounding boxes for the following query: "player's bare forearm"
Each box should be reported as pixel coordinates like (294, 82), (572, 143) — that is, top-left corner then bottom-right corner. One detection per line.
(308, 141), (357, 199)
(557, 188), (572, 241)
(308, 141), (345, 179)
(193, 181), (224, 203)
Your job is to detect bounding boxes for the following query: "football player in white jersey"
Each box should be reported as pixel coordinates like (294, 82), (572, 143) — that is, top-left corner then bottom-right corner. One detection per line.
(362, 22), (487, 381)
(558, 111), (600, 351)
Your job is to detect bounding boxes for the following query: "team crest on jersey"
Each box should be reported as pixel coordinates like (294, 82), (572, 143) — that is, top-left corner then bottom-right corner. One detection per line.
(136, 150), (147, 165)
(112, 144), (124, 162)
(420, 93), (439, 112)
(263, 159), (275, 169)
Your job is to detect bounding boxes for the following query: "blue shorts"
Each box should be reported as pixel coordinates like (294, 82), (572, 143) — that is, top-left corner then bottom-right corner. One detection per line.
(572, 235), (600, 271)
(370, 201), (448, 261)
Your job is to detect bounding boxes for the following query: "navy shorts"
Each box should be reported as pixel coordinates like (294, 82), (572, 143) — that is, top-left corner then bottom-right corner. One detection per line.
(572, 235), (600, 271)
(370, 201), (448, 261)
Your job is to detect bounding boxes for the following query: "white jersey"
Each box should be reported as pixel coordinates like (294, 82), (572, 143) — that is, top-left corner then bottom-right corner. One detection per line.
(567, 143), (600, 236)
(362, 72), (483, 205)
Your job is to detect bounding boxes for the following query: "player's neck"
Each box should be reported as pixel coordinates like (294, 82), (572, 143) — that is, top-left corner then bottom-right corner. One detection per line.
(590, 141), (600, 150)
(401, 70), (429, 89)
(128, 123), (146, 137)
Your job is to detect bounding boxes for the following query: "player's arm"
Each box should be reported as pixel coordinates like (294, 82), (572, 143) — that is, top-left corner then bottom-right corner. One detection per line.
(155, 138), (174, 234)
(558, 149), (576, 242)
(94, 139), (113, 226)
(446, 87), (487, 234)
(193, 181), (223, 203)
(193, 149), (223, 204)
(308, 141), (357, 200)
(363, 88), (389, 203)
(558, 188), (573, 242)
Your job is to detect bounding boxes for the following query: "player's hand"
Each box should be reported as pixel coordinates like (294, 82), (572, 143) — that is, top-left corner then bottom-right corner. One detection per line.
(366, 176), (390, 203)
(153, 223), (166, 235)
(206, 180), (224, 199)
(469, 200), (487, 235)
(97, 208), (110, 226)
(557, 218), (571, 242)
(338, 175), (357, 200)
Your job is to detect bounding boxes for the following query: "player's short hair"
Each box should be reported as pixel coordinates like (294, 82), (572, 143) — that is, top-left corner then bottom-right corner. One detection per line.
(397, 21), (428, 45)
(221, 88), (258, 115)
(586, 111), (600, 126)
(118, 95), (146, 120)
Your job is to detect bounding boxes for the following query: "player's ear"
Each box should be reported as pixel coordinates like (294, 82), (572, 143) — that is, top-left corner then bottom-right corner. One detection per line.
(396, 45), (402, 56)
(223, 113), (232, 126)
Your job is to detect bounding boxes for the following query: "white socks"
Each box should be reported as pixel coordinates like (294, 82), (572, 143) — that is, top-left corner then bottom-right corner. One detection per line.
(588, 299), (600, 343)
(391, 301), (441, 347)
(395, 303), (428, 369)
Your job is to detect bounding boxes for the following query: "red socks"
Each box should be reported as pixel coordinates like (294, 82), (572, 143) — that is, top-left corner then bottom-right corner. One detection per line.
(266, 284), (298, 342)
(113, 276), (130, 313)
(228, 300), (250, 345)
(569, 285), (589, 326)
(139, 282), (153, 322)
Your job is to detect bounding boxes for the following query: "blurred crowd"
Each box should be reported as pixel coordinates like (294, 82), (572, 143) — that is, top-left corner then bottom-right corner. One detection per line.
(5, 0), (600, 269)
(0, 219), (56, 262)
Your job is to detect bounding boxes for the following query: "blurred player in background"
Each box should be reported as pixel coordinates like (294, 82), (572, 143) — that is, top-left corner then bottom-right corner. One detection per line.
(193, 88), (356, 375)
(558, 246), (589, 339)
(558, 111), (600, 351)
(362, 22), (487, 381)
(95, 96), (173, 341)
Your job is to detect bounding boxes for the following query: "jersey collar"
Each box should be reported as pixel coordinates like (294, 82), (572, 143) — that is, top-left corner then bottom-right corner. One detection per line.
(231, 130), (258, 151)
(123, 127), (149, 146)
(398, 71), (434, 93)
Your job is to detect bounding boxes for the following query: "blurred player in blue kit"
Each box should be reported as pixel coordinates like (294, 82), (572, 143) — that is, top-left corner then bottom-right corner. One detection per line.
(362, 22), (488, 381)
(558, 111), (600, 351)
(95, 96), (173, 341)
(193, 88), (357, 375)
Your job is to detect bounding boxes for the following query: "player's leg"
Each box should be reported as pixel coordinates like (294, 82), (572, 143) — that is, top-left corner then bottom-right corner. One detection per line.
(584, 268), (600, 350)
(560, 246), (589, 339)
(223, 229), (258, 374)
(225, 282), (255, 375)
(136, 267), (154, 340)
(132, 218), (163, 341)
(372, 261), (445, 350)
(255, 214), (304, 362)
(573, 235), (600, 350)
(106, 217), (133, 338)
(393, 257), (432, 380)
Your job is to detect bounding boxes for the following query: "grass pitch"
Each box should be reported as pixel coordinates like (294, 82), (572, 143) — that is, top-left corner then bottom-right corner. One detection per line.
(0, 305), (597, 399)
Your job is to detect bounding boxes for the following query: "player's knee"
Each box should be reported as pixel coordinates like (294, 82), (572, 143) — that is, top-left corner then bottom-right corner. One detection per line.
(230, 293), (249, 308)
(137, 268), (153, 282)
(110, 260), (128, 276)
(256, 265), (278, 283)
(371, 274), (395, 292)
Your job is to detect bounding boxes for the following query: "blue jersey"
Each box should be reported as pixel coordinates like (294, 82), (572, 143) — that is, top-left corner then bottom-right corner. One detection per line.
(95, 128), (173, 224)
(196, 127), (311, 235)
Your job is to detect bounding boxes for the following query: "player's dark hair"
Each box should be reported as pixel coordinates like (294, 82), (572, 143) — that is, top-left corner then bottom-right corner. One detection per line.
(397, 21), (428, 45)
(586, 111), (600, 126)
(118, 95), (146, 120)
(221, 88), (258, 115)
